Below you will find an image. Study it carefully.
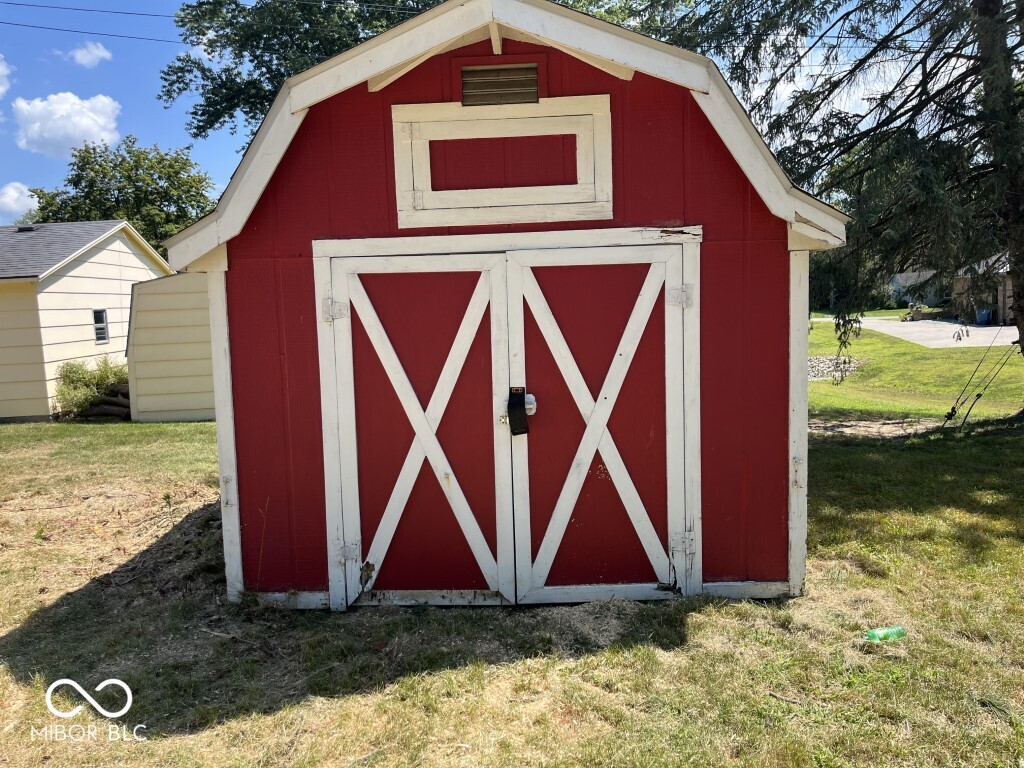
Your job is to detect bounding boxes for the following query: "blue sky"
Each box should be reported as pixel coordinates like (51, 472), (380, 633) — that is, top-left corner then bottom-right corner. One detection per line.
(0, 0), (246, 224)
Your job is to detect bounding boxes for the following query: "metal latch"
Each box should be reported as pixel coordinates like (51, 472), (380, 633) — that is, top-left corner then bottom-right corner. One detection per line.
(792, 457), (807, 489)
(507, 387), (530, 435)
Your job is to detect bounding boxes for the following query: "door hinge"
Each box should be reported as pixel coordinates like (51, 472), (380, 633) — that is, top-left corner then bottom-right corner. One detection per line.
(322, 298), (349, 322)
(671, 530), (697, 557)
(339, 542), (361, 561)
(667, 284), (695, 308)
(682, 284), (695, 308)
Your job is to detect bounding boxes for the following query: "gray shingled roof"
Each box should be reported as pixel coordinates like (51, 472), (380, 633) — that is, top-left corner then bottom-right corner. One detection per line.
(0, 220), (125, 280)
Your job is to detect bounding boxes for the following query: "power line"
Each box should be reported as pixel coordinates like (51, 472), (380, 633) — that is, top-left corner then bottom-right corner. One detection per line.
(0, 19), (181, 42)
(0, 1), (175, 18)
(0, 0), (421, 16)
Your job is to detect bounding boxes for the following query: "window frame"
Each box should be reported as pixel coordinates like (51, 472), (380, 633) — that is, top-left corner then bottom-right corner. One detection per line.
(93, 308), (110, 345)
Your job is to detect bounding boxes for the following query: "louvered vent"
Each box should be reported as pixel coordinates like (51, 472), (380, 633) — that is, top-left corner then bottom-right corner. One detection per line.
(461, 64), (539, 106)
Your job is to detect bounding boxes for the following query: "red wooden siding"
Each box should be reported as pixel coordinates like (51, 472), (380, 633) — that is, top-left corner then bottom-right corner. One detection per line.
(527, 263), (668, 586)
(226, 38), (790, 592)
(353, 271), (497, 590)
(429, 135), (578, 190)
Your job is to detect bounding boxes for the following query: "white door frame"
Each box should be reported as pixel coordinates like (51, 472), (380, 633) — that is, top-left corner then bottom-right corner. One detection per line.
(312, 227), (702, 607)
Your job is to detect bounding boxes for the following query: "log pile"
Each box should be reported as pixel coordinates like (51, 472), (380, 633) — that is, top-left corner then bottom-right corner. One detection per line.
(80, 383), (131, 420)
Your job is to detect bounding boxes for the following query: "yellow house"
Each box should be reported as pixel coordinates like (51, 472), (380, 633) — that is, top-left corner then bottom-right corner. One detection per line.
(0, 220), (172, 420)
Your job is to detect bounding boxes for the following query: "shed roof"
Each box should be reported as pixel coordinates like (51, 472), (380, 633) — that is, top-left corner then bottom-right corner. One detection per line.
(166, 0), (851, 270)
(0, 220), (171, 281)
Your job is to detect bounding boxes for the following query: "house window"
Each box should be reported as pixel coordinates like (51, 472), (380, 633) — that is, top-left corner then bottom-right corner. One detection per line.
(461, 64), (539, 106)
(93, 309), (109, 344)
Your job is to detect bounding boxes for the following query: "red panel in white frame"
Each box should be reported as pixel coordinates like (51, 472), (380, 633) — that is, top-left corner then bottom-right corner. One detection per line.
(507, 244), (701, 603)
(329, 253), (516, 606)
(392, 95), (612, 228)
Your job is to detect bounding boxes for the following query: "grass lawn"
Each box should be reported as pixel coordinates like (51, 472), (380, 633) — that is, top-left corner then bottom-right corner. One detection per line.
(809, 323), (1024, 421)
(1, 418), (1023, 767)
(811, 309), (905, 319)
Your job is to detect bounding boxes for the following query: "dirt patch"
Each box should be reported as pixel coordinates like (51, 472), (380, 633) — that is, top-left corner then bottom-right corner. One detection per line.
(809, 418), (943, 438)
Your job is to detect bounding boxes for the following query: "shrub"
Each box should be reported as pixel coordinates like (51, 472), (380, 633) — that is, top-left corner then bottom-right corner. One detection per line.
(52, 356), (128, 418)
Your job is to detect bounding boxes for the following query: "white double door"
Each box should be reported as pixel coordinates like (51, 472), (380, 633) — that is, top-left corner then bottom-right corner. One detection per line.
(323, 243), (700, 606)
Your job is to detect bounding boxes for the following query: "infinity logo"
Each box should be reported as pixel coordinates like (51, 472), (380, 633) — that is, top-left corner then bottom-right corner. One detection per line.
(45, 679), (133, 719)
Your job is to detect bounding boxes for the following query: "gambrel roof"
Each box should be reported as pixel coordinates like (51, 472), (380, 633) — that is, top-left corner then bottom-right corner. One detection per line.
(166, 0), (849, 270)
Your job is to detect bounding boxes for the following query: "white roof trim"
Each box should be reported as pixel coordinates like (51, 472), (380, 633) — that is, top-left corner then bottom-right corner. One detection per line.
(166, 0), (848, 270)
(41, 221), (173, 280)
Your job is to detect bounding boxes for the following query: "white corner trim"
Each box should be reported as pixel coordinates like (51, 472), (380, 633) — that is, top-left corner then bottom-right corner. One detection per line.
(313, 257), (348, 611)
(257, 591), (330, 609)
(681, 241), (702, 594)
(703, 581), (790, 599)
(165, 0), (847, 271)
(207, 269), (243, 603)
(788, 249), (809, 597)
(392, 96), (612, 229)
(788, 218), (845, 251)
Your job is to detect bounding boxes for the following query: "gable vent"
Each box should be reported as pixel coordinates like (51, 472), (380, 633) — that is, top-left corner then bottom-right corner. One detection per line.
(461, 64), (539, 106)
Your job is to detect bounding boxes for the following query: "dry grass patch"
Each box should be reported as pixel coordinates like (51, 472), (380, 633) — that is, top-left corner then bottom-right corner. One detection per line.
(1, 420), (1023, 767)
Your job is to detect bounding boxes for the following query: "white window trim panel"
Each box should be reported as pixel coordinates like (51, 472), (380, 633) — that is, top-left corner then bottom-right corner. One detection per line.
(392, 95), (613, 228)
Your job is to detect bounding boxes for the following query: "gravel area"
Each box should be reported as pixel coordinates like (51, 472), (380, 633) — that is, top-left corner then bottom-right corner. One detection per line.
(809, 418), (942, 438)
(809, 355), (863, 381)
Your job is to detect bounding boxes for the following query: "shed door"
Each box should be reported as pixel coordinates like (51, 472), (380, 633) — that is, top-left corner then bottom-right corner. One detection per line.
(330, 253), (515, 605)
(328, 244), (695, 606)
(507, 245), (690, 603)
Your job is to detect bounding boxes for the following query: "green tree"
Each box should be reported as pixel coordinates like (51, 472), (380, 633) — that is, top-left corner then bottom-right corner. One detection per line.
(629, 0), (1024, 349)
(159, 0), (623, 140)
(159, 0), (438, 139)
(31, 136), (215, 255)
(11, 209), (37, 226)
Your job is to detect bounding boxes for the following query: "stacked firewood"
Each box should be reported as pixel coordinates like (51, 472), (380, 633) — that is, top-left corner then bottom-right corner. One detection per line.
(81, 382), (131, 420)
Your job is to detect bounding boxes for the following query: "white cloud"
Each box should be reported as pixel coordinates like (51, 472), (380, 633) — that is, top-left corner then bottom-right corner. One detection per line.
(13, 92), (120, 158)
(0, 182), (36, 217)
(63, 41), (112, 69)
(0, 54), (12, 99)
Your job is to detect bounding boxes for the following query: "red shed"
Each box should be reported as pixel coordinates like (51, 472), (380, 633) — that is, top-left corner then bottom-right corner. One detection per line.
(167, 0), (848, 609)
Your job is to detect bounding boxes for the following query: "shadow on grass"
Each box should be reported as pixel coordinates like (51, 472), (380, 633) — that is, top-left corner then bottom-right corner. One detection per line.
(0, 501), (703, 736)
(4, 416), (1019, 737)
(808, 413), (1024, 562)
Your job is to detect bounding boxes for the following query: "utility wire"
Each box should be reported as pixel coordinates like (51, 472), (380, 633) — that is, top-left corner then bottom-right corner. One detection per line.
(0, 19), (181, 42)
(943, 324), (1002, 426)
(0, 1), (176, 17)
(958, 344), (1018, 430)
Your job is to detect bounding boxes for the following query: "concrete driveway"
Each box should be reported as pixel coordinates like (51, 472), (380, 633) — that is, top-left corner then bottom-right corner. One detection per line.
(857, 317), (1018, 348)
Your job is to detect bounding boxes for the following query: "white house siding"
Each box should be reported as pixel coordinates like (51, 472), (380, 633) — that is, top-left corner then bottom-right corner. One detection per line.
(35, 232), (166, 400)
(0, 282), (48, 419)
(127, 272), (215, 421)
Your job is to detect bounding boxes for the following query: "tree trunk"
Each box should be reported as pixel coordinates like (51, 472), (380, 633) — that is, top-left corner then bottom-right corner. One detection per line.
(972, 0), (1024, 351)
